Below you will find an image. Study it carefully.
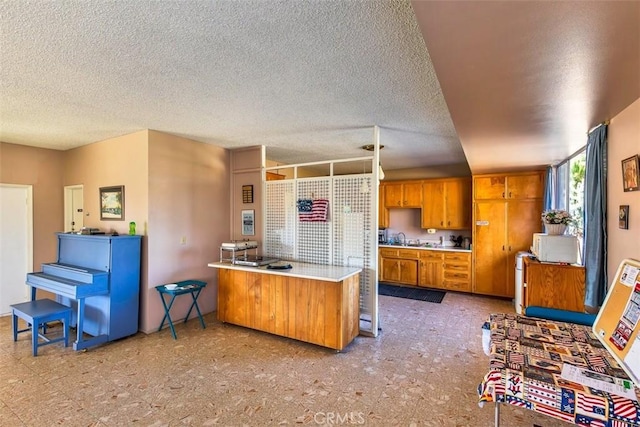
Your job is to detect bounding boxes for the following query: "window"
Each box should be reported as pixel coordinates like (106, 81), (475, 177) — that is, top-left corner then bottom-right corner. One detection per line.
(554, 148), (586, 262)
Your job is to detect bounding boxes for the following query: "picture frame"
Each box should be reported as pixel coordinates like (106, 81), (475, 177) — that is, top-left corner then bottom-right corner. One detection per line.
(621, 154), (639, 192)
(241, 209), (255, 235)
(242, 185), (254, 204)
(619, 205), (629, 229)
(100, 186), (125, 220)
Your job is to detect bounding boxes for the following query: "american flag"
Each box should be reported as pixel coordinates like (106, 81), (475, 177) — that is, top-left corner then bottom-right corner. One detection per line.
(576, 392), (607, 418)
(536, 403), (576, 423)
(609, 393), (640, 421)
(299, 199), (329, 222)
(586, 354), (608, 373)
(574, 414), (606, 426)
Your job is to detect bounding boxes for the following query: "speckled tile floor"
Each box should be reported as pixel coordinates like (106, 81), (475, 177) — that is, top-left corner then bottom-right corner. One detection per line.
(0, 292), (572, 426)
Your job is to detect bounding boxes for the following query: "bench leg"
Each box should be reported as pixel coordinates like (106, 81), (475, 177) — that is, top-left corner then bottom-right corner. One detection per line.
(32, 321), (39, 356)
(12, 313), (18, 342)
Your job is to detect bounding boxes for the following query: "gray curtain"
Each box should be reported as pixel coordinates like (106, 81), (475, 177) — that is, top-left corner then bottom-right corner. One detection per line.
(583, 125), (608, 311)
(543, 166), (553, 210)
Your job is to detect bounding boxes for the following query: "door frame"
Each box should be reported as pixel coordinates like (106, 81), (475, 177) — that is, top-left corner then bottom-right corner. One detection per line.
(0, 183), (33, 313)
(64, 184), (84, 232)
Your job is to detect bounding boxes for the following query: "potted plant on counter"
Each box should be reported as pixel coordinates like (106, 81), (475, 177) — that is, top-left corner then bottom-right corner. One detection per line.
(541, 209), (573, 235)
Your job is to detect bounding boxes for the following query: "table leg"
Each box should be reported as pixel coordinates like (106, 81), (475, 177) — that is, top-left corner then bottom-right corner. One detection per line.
(184, 289), (206, 330)
(158, 294), (178, 340)
(494, 402), (500, 427)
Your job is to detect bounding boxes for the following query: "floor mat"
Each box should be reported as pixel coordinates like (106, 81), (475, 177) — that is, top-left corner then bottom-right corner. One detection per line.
(378, 283), (446, 304)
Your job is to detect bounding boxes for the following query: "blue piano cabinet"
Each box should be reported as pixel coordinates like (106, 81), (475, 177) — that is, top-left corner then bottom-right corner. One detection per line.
(55, 233), (142, 342)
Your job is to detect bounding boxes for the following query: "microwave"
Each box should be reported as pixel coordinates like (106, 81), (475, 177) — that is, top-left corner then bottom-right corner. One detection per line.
(531, 233), (578, 263)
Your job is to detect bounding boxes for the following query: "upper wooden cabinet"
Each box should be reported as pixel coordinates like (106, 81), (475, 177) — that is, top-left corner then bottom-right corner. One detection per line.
(474, 171), (545, 200)
(378, 183), (389, 228)
(383, 181), (423, 208)
(421, 178), (471, 229)
(472, 171), (545, 298)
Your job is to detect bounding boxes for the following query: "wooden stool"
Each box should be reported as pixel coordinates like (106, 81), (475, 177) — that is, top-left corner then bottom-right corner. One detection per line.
(10, 299), (72, 356)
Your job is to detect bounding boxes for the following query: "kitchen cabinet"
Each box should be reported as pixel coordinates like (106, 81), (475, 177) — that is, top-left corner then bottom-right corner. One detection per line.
(442, 252), (471, 292)
(379, 248), (419, 286)
(421, 178), (471, 230)
(379, 247), (471, 291)
(383, 181), (422, 208)
(378, 183), (389, 228)
(419, 251), (443, 289)
(472, 171), (544, 298)
(474, 172), (544, 200)
(523, 258), (585, 312)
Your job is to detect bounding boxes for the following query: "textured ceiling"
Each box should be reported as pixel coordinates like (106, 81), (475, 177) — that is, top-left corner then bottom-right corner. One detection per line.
(1, 1), (638, 175)
(0, 0), (464, 172)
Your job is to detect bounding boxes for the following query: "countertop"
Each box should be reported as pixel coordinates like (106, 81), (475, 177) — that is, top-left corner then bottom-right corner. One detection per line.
(379, 244), (471, 253)
(207, 261), (362, 282)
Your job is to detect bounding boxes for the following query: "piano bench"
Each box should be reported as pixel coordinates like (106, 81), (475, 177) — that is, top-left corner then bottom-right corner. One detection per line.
(10, 299), (72, 356)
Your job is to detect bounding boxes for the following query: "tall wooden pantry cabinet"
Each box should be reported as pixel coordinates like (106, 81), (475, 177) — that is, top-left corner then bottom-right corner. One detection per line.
(472, 171), (545, 297)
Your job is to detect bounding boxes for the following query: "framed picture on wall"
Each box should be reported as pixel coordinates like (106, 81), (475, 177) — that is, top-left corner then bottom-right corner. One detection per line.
(241, 210), (255, 235)
(619, 205), (629, 229)
(100, 186), (125, 220)
(622, 154), (639, 192)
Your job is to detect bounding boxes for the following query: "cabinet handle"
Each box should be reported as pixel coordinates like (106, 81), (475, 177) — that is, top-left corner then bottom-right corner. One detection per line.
(440, 221), (444, 226)
(447, 221), (450, 226)
(509, 245), (512, 251)
(509, 191), (512, 198)
(502, 192), (505, 198)
(502, 245), (505, 251)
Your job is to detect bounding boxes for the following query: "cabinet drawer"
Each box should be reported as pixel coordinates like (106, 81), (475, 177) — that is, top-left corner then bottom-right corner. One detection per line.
(443, 279), (471, 292)
(379, 248), (399, 257)
(420, 250), (443, 260)
(443, 270), (470, 280)
(444, 252), (470, 263)
(398, 249), (420, 259)
(443, 262), (469, 272)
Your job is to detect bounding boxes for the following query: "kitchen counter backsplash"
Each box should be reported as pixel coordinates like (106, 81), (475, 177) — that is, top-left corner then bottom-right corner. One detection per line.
(379, 244), (471, 253)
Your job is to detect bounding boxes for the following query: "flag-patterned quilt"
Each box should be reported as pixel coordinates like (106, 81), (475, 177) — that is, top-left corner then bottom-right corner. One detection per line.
(478, 313), (640, 426)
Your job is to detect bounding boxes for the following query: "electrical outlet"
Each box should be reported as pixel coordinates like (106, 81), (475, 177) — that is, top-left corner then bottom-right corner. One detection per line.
(180, 236), (187, 245)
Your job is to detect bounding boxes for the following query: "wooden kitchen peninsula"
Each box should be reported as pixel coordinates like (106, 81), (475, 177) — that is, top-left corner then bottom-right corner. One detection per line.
(207, 262), (361, 351)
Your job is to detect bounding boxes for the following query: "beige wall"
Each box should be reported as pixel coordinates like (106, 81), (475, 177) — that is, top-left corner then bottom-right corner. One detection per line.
(607, 98), (640, 277)
(145, 130), (230, 333)
(231, 146), (263, 243)
(63, 130), (149, 234)
(0, 143), (64, 287)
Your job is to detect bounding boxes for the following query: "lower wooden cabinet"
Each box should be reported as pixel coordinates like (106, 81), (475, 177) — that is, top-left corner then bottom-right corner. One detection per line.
(419, 251), (443, 289)
(379, 248), (418, 285)
(217, 268), (360, 351)
(442, 252), (472, 292)
(523, 257), (585, 312)
(380, 248), (471, 292)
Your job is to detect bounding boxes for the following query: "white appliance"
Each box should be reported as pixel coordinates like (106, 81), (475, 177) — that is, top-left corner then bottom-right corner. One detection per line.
(531, 233), (578, 263)
(514, 251), (530, 315)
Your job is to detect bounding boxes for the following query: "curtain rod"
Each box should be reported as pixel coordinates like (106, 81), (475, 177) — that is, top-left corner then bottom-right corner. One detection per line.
(587, 120), (610, 134)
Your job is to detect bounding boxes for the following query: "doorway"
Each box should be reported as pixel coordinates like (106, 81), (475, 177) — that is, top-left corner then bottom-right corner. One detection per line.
(0, 184), (33, 315)
(64, 185), (84, 232)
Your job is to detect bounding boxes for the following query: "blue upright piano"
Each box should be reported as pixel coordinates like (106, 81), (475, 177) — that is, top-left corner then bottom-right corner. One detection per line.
(26, 233), (142, 350)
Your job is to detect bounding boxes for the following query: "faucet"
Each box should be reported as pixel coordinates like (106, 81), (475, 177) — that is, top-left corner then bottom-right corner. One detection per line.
(397, 232), (406, 246)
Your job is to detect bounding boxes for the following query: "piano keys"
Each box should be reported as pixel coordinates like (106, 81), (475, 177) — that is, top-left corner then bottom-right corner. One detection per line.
(26, 233), (142, 351)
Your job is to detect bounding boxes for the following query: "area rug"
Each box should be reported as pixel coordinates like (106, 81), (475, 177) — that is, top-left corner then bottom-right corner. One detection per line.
(378, 283), (446, 304)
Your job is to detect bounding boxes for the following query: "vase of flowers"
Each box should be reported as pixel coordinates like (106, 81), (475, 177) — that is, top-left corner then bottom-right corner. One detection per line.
(541, 209), (572, 235)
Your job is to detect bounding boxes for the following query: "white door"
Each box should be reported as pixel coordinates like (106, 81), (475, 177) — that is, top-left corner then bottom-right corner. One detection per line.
(0, 184), (33, 315)
(64, 185), (84, 232)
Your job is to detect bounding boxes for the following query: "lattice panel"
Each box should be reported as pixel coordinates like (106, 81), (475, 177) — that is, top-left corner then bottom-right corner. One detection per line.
(333, 175), (375, 326)
(296, 178), (331, 265)
(263, 171), (378, 336)
(264, 180), (296, 259)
